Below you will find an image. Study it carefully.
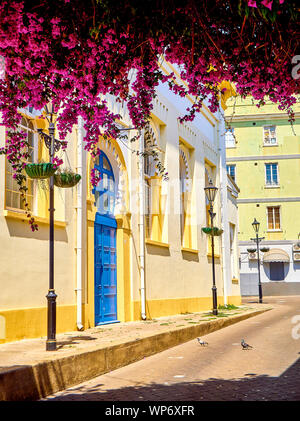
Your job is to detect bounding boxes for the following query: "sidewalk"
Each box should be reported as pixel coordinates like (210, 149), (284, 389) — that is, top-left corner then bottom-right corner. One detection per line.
(0, 302), (272, 401)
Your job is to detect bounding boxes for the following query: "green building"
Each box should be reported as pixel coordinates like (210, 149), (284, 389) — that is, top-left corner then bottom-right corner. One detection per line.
(225, 97), (300, 296)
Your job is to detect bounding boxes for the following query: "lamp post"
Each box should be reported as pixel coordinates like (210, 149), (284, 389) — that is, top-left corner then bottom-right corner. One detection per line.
(250, 218), (265, 304)
(37, 104), (63, 351)
(204, 180), (218, 316)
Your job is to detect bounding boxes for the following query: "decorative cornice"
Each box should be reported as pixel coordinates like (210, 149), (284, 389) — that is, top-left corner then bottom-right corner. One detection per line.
(239, 240), (295, 246)
(237, 197), (300, 204)
(225, 112), (300, 122)
(227, 154), (300, 162)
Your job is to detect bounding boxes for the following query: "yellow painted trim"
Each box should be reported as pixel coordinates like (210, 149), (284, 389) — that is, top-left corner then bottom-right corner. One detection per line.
(207, 252), (221, 259)
(132, 295), (240, 320)
(181, 247), (199, 254)
(3, 209), (67, 228)
(115, 213), (132, 322)
(0, 305), (77, 344)
(227, 295), (242, 306)
(145, 239), (170, 248)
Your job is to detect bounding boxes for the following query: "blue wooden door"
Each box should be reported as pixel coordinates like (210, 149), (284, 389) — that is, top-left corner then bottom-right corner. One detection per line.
(93, 153), (118, 325)
(94, 216), (117, 325)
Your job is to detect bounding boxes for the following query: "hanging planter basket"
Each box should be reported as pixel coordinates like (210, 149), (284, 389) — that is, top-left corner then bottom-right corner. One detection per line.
(260, 247), (270, 253)
(25, 163), (57, 179)
(247, 248), (257, 253)
(202, 227), (224, 236)
(54, 172), (81, 188)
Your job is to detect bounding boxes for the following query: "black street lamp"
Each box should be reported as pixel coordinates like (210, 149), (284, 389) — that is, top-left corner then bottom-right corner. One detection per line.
(250, 218), (265, 304)
(204, 180), (218, 316)
(37, 104), (64, 351)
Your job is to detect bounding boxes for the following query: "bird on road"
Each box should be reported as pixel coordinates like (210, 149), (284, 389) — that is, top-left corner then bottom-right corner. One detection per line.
(241, 339), (253, 350)
(197, 338), (208, 346)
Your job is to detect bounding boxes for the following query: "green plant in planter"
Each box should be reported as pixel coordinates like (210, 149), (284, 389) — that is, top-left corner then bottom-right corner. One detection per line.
(260, 247), (270, 253)
(25, 162), (57, 179)
(54, 168), (81, 188)
(247, 248), (257, 253)
(202, 227), (223, 236)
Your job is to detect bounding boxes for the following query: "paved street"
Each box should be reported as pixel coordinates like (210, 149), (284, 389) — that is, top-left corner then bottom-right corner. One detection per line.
(43, 297), (300, 401)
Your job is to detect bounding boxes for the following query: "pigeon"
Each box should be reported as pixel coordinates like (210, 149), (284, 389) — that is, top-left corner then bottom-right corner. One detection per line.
(241, 339), (253, 350)
(197, 338), (208, 346)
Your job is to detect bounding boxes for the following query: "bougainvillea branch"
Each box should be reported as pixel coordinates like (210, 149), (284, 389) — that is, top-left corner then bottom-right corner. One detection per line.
(0, 0), (298, 230)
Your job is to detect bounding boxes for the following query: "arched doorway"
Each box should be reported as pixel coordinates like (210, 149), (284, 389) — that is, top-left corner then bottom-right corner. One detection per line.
(93, 152), (118, 325)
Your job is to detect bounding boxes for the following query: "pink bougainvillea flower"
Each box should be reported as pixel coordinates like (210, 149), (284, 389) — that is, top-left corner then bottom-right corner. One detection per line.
(248, 0), (257, 7)
(0, 0), (297, 231)
(261, 0), (273, 10)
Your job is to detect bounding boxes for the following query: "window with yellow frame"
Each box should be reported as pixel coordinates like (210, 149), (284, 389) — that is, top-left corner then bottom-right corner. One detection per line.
(5, 116), (37, 212)
(144, 132), (154, 239)
(143, 127), (164, 242)
(180, 153), (192, 248)
(204, 164), (218, 255)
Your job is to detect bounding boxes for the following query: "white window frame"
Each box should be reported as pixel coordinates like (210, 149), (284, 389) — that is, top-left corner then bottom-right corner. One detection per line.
(226, 164), (236, 182)
(266, 206), (282, 231)
(265, 162), (279, 187)
(225, 128), (236, 148)
(263, 125), (277, 146)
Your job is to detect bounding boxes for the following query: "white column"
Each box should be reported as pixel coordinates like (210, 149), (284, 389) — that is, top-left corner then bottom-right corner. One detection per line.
(218, 109), (231, 305)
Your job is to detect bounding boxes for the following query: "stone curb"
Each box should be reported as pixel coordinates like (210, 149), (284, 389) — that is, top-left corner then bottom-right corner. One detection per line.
(0, 307), (271, 401)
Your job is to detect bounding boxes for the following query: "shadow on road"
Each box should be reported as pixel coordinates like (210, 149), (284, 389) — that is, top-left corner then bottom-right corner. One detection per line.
(45, 356), (300, 401)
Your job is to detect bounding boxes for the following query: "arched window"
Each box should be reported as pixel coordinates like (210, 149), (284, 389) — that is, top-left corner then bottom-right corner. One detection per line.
(93, 153), (115, 217)
(5, 116), (35, 211)
(144, 129), (156, 239)
(204, 166), (214, 226)
(179, 155), (186, 244)
(179, 148), (193, 249)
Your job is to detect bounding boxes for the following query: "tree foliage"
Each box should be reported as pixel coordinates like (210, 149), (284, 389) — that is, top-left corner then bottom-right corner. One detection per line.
(0, 0), (298, 229)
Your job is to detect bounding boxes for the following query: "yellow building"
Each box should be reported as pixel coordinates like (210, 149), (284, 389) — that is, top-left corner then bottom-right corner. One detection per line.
(0, 69), (241, 344)
(225, 96), (300, 296)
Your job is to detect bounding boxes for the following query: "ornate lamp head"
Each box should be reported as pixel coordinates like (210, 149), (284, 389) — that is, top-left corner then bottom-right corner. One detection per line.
(252, 218), (260, 234)
(204, 179), (218, 204)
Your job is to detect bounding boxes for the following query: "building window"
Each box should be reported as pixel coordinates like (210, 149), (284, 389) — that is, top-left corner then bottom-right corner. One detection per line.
(179, 156), (185, 244)
(267, 206), (281, 230)
(144, 177), (152, 238)
(225, 128), (235, 148)
(144, 133), (155, 239)
(226, 164), (236, 181)
(5, 116), (35, 211)
(204, 164), (218, 254)
(179, 153), (193, 247)
(93, 152), (115, 216)
(265, 163), (279, 186)
(263, 125), (277, 145)
(230, 224), (236, 279)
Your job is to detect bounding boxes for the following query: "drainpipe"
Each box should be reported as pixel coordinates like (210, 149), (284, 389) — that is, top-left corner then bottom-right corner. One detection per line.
(76, 116), (84, 330)
(218, 109), (229, 306)
(139, 128), (147, 320)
